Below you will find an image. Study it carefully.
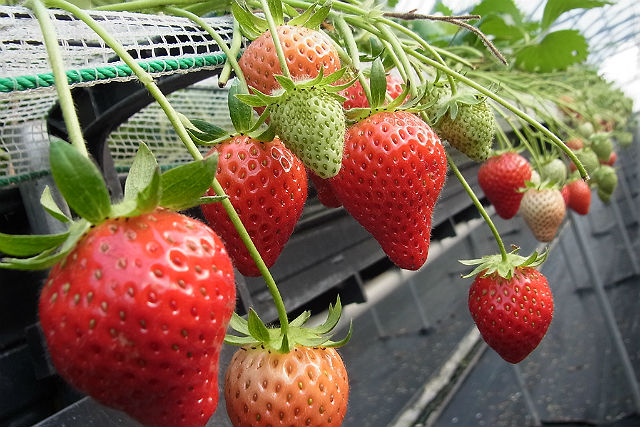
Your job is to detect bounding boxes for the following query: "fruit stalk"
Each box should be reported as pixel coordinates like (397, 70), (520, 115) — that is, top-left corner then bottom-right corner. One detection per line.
(29, 0), (88, 158)
(259, 0), (291, 79)
(447, 155), (508, 262)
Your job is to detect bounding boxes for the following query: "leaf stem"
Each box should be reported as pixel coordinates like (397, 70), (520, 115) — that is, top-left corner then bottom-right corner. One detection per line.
(447, 155), (508, 262)
(29, 0), (88, 157)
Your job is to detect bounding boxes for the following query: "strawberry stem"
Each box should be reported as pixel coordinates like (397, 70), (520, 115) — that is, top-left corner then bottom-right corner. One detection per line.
(29, 0), (89, 158)
(164, 6), (249, 92)
(259, 0), (291, 80)
(43, 0), (291, 335)
(334, 16), (373, 107)
(447, 155), (508, 262)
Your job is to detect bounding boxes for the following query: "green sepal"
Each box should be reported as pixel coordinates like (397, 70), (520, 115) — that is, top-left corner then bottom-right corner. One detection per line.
(322, 320), (352, 348)
(229, 80), (254, 133)
(49, 138), (111, 224)
(267, 0), (284, 26)
(368, 58), (387, 110)
(159, 154), (218, 211)
(274, 74), (296, 92)
(0, 230), (69, 257)
(290, 310), (311, 327)
(224, 334), (260, 346)
(0, 219), (90, 271)
(111, 166), (161, 218)
(286, 1), (316, 26)
(232, 0), (268, 40)
(228, 311), (250, 335)
(303, 1), (331, 30)
(247, 105), (273, 133)
(250, 122), (277, 142)
(309, 295), (341, 334)
(123, 142), (158, 201)
(235, 90), (281, 108)
(180, 114), (230, 144)
(279, 332), (291, 353)
(459, 248), (548, 280)
(40, 186), (70, 223)
(247, 309), (272, 342)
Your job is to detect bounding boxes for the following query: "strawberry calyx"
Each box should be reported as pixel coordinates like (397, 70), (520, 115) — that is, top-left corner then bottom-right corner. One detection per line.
(424, 81), (487, 126)
(224, 296), (352, 353)
(0, 139), (222, 270)
(460, 247), (548, 280)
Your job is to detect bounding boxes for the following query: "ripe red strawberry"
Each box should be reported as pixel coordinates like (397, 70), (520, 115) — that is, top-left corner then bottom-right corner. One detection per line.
(566, 179), (591, 215)
(330, 111), (447, 270)
(601, 151), (617, 166)
(561, 184), (571, 206)
(224, 345), (349, 427)
(201, 135), (307, 276)
(308, 167), (342, 208)
(469, 266), (554, 363)
(520, 188), (566, 242)
(340, 74), (405, 109)
(239, 25), (340, 96)
(478, 152), (532, 220)
(39, 209), (236, 427)
(565, 137), (584, 151)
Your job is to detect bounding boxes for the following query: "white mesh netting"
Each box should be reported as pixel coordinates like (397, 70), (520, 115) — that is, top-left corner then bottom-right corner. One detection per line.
(0, 5), (235, 186)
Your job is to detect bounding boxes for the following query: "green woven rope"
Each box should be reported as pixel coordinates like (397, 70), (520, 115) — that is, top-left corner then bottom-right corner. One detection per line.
(0, 169), (51, 187)
(0, 53), (227, 93)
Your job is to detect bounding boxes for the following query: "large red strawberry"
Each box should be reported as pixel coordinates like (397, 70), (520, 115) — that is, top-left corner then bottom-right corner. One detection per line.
(39, 209), (236, 426)
(566, 178), (591, 215)
(239, 25), (340, 96)
(330, 111), (447, 270)
(308, 167), (342, 208)
(478, 151), (532, 220)
(201, 135), (307, 276)
(520, 187), (566, 242)
(469, 266), (554, 363)
(340, 74), (405, 110)
(225, 345), (349, 427)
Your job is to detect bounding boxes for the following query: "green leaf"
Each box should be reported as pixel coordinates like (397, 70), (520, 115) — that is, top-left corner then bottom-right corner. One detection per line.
(304, 1), (332, 30)
(515, 30), (588, 72)
(159, 154), (218, 211)
(541, 0), (611, 30)
(0, 231), (69, 257)
(0, 219), (90, 271)
(369, 58), (386, 109)
(124, 142), (158, 201)
(477, 14), (526, 42)
(471, 0), (522, 24)
(40, 186), (70, 223)
(247, 309), (271, 342)
(267, 0), (284, 26)
(49, 138), (111, 224)
(432, 0), (452, 15)
(229, 80), (253, 133)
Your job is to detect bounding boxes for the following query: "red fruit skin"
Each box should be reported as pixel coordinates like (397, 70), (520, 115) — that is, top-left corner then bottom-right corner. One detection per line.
(602, 151), (617, 166)
(565, 138), (584, 151)
(468, 267), (554, 364)
(561, 185), (571, 206)
(308, 167), (342, 208)
(224, 346), (349, 427)
(567, 179), (591, 215)
(330, 111), (447, 270)
(201, 136), (308, 276)
(478, 152), (532, 220)
(239, 25), (340, 96)
(39, 209), (236, 427)
(340, 74), (405, 110)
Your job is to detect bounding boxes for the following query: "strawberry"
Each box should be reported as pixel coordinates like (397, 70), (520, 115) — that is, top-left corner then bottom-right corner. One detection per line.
(469, 266), (553, 363)
(592, 165), (618, 203)
(340, 74), (405, 109)
(239, 25), (340, 96)
(561, 184), (571, 206)
(601, 151), (617, 166)
(39, 209), (236, 426)
(224, 345), (349, 427)
(566, 179), (591, 215)
(520, 187), (566, 242)
(569, 147), (599, 174)
(270, 81), (346, 179)
(477, 152), (532, 220)
(308, 167), (342, 208)
(538, 158), (567, 185)
(565, 137), (584, 151)
(590, 132), (613, 161)
(330, 111), (447, 270)
(201, 135), (307, 276)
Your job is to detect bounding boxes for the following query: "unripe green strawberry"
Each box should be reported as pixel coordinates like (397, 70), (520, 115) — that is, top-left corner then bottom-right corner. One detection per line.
(592, 165), (618, 200)
(577, 121), (594, 138)
(570, 148), (599, 174)
(271, 87), (346, 178)
(590, 132), (613, 161)
(539, 158), (567, 185)
(436, 99), (495, 161)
